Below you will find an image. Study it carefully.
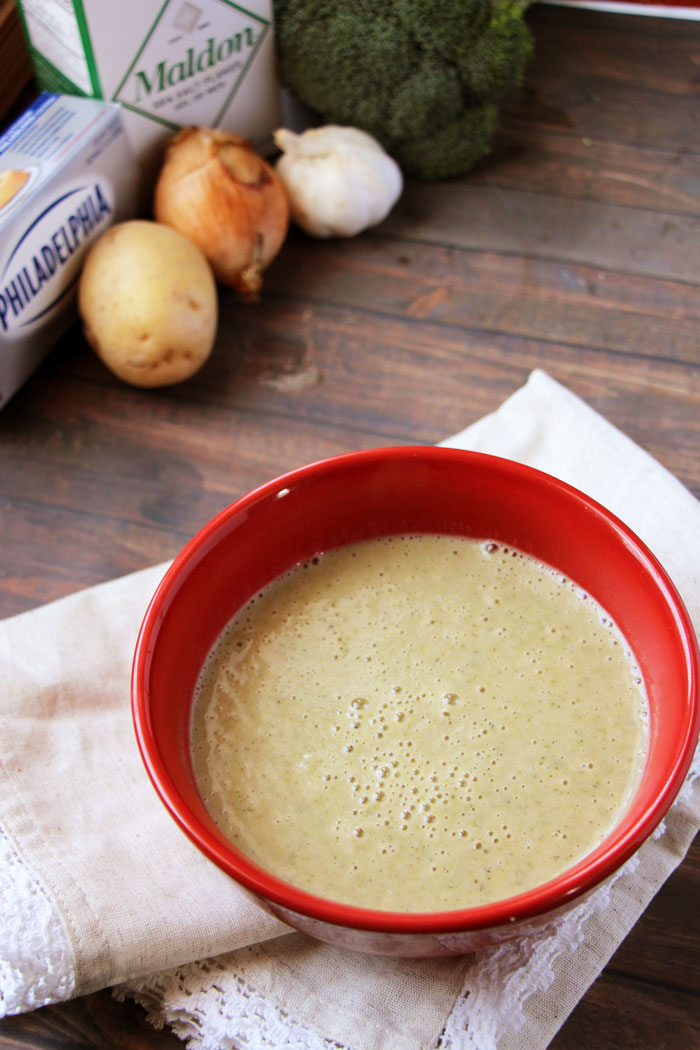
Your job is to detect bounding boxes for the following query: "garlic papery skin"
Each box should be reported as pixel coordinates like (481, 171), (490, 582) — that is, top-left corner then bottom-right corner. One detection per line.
(273, 125), (403, 238)
(154, 127), (290, 301)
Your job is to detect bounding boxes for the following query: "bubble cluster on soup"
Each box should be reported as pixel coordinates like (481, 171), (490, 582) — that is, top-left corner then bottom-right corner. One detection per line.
(191, 535), (648, 912)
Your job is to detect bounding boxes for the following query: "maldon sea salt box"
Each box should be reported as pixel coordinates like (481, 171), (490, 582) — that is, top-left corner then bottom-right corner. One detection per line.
(14, 0), (282, 180)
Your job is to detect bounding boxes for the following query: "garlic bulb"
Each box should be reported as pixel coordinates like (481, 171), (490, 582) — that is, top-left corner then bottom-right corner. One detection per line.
(273, 125), (403, 238)
(154, 127), (289, 301)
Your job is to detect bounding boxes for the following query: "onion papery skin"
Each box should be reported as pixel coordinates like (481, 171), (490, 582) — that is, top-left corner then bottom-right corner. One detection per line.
(154, 127), (290, 301)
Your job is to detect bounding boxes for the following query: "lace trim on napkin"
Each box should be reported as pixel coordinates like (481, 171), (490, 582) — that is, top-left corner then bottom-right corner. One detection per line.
(119, 865), (637, 1050)
(0, 824), (75, 1016)
(117, 959), (351, 1050)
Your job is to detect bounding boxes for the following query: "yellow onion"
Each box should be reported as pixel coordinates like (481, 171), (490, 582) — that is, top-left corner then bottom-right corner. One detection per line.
(154, 127), (289, 301)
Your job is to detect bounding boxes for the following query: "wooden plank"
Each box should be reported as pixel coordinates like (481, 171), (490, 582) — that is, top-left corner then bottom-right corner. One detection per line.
(524, 6), (700, 121)
(0, 1), (33, 125)
(480, 131), (700, 217)
(609, 837), (700, 992)
(264, 233), (700, 363)
(383, 180), (700, 283)
(0, 989), (181, 1049)
(550, 967), (700, 1049)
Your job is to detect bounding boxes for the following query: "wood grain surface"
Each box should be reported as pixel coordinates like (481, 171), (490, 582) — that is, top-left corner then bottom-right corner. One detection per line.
(0, 0), (32, 124)
(1, 4), (699, 1048)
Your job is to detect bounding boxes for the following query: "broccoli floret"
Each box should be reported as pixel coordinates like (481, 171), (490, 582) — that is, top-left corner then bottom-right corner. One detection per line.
(395, 104), (501, 181)
(273, 0), (533, 180)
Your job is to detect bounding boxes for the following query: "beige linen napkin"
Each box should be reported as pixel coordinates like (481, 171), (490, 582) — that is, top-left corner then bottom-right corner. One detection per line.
(1, 370), (699, 1050)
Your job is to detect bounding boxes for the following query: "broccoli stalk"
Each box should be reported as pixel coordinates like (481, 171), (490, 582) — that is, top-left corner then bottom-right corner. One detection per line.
(272, 0), (533, 181)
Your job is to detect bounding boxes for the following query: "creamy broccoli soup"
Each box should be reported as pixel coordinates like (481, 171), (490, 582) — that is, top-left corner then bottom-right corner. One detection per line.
(191, 535), (648, 912)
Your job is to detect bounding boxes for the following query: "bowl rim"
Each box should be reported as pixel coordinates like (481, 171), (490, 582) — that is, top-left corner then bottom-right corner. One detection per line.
(132, 445), (700, 934)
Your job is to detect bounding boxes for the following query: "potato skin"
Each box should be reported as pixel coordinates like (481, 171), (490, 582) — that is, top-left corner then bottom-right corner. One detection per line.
(78, 220), (218, 387)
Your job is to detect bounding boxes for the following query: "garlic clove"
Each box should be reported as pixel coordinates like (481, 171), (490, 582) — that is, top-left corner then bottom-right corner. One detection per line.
(274, 125), (402, 239)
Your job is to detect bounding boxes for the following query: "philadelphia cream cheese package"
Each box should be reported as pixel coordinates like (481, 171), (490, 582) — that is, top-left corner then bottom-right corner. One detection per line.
(15, 0), (282, 180)
(0, 93), (139, 408)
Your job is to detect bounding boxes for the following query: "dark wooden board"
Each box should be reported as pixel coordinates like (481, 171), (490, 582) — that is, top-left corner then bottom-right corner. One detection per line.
(1, 3), (698, 1047)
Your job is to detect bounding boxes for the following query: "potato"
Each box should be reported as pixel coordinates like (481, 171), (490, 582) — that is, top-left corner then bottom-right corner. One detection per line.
(78, 220), (218, 387)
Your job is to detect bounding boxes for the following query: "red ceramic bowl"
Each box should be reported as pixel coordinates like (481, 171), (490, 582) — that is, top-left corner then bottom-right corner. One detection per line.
(132, 447), (699, 957)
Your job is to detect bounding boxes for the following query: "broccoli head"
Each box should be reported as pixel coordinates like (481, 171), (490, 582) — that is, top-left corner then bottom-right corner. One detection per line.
(272, 0), (533, 180)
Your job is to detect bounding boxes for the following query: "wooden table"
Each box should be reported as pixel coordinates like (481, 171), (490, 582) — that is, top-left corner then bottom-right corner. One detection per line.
(1, 4), (699, 1047)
